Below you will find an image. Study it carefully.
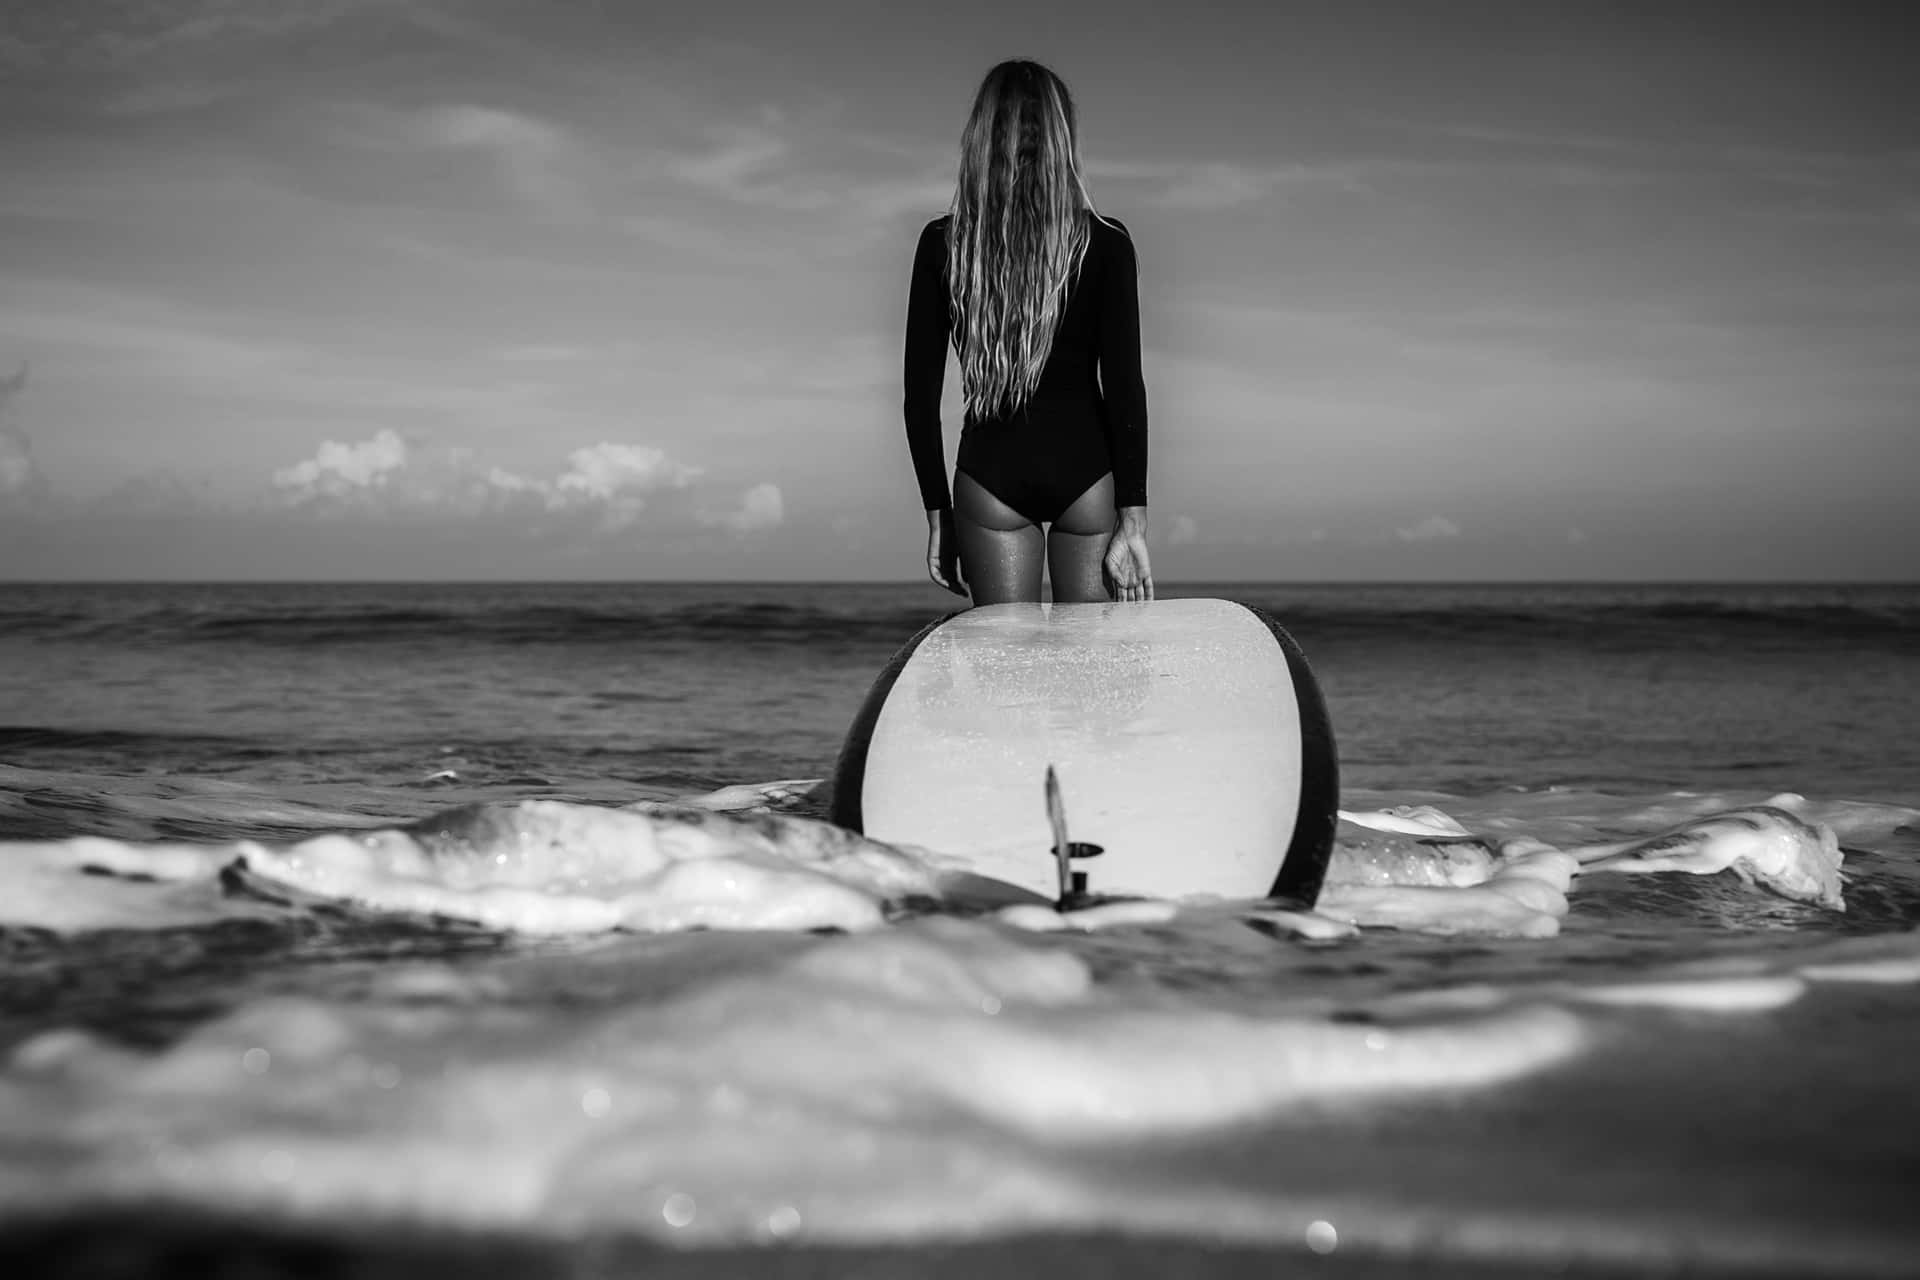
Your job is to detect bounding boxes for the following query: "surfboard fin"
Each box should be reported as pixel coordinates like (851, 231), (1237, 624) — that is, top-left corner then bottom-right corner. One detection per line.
(1045, 766), (1105, 906)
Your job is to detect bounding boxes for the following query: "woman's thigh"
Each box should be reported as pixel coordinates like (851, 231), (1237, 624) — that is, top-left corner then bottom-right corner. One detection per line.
(1047, 473), (1116, 603)
(954, 470), (1045, 604)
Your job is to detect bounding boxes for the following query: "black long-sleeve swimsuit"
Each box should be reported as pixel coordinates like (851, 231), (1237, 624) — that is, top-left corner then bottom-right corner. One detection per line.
(902, 211), (1148, 523)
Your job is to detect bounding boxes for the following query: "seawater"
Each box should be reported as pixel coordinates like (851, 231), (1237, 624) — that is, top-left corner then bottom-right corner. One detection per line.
(1, 581), (1917, 1277)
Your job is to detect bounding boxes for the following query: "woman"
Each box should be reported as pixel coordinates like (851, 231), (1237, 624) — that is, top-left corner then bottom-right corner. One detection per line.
(903, 59), (1153, 605)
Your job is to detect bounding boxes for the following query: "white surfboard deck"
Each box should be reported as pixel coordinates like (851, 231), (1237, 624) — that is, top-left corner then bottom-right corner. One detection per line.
(848, 599), (1320, 901)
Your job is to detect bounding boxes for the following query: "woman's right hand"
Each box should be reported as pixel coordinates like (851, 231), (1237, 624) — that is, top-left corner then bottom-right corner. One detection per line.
(1103, 507), (1154, 602)
(927, 507), (968, 597)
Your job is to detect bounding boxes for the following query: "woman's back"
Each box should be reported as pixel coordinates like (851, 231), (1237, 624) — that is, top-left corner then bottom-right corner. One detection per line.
(905, 210), (1147, 510)
(916, 210), (1131, 415)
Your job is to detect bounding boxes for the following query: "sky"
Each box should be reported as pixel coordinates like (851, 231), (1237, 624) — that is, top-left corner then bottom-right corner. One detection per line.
(1, 0), (1915, 581)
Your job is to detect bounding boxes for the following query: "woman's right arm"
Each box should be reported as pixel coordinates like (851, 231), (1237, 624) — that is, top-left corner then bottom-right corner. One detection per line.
(904, 220), (966, 594)
(903, 219), (954, 513)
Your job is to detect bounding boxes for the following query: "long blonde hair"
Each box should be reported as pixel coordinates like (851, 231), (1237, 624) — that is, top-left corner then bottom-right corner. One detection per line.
(946, 59), (1104, 422)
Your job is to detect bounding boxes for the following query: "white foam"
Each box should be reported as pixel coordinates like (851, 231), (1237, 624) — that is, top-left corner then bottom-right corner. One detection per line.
(1, 800), (945, 936)
(1325, 830), (1498, 889)
(1573, 806), (1845, 910)
(1317, 845), (1578, 938)
(0, 837), (285, 933)
(1797, 957), (1920, 984)
(0, 919), (1590, 1237)
(1338, 805), (1476, 838)
(1568, 976), (1809, 1012)
(626, 778), (822, 813)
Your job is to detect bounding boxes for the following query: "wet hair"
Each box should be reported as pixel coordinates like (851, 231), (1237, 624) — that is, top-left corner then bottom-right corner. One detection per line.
(945, 59), (1110, 422)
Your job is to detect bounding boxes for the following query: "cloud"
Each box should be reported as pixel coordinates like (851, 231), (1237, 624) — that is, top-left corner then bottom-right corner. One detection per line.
(1, 0), (379, 72)
(669, 120), (788, 189)
(549, 442), (702, 533)
(553, 443), (701, 503)
(420, 104), (564, 154)
(272, 428), (409, 498)
(1089, 157), (1363, 211)
(268, 442), (471, 516)
(259, 431), (717, 537)
(411, 103), (586, 220)
(486, 466), (539, 495)
(0, 365), (47, 506)
(660, 107), (834, 212)
(1167, 514), (1199, 546)
(703, 482), (785, 535)
(0, 431), (42, 498)
(1395, 515), (1462, 542)
(315, 99), (593, 221)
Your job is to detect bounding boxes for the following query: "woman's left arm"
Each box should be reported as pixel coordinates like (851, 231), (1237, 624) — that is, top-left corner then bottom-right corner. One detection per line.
(1098, 220), (1153, 601)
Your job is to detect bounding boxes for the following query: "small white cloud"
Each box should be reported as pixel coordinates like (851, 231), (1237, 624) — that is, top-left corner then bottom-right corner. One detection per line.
(487, 466), (538, 494)
(542, 443), (699, 534)
(272, 429), (409, 498)
(0, 365), (42, 503)
(0, 427), (41, 501)
(553, 443), (701, 505)
(706, 482), (785, 535)
(1394, 515), (1461, 542)
(1167, 513), (1199, 546)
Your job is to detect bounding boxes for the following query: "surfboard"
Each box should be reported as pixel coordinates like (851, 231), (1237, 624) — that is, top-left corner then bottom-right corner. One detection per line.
(830, 599), (1338, 904)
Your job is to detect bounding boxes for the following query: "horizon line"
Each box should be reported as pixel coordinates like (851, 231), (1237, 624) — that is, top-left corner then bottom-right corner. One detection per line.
(4, 578), (1916, 589)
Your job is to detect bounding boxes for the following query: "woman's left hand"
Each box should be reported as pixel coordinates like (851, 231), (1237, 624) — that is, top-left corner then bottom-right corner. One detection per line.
(1102, 507), (1154, 602)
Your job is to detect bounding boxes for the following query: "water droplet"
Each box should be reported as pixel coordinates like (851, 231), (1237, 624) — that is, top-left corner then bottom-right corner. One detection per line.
(980, 996), (1002, 1016)
(1305, 1219), (1338, 1254)
(241, 1047), (271, 1075)
(767, 1205), (802, 1238)
(1364, 1030), (1390, 1051)
(662, 1192), (696, 1228)
(581, 1087), (611, 1118)
(371, 1063), (402, 1089)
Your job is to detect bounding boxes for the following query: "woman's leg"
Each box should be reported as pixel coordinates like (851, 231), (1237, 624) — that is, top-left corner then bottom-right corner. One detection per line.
(954, 470), (1045, 604)
(1047, 473), (1117, 603)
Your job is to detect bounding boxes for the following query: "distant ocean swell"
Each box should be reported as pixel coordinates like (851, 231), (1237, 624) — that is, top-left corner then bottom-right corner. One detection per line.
(4, 592), (1917, 651)
(0, 601), (948, 649)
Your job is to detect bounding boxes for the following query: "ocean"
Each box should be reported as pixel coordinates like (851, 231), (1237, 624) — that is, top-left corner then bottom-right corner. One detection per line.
(2, 581), (1918, 1277)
